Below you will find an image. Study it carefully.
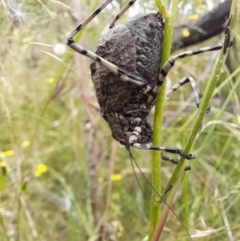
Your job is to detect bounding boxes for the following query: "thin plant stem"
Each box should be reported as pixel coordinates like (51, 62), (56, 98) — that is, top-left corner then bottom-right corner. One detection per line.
(155, 0), (169, 20)
(148, 0), (178, 240)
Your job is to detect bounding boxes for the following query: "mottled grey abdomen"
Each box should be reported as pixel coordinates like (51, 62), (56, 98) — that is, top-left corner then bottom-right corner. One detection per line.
(90, 13), (163, 114)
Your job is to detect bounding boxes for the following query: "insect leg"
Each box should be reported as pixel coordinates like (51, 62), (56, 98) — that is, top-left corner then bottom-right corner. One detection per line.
(131, 142), (195, 160)
(165, 77), (211, 113)
(67, 0), (148, 87)
(161, 153), (191, 170)
(128, 126), (194, 165)
(161, 153), (178, 165)
(128, 128), (194, 160)
(147, 21), (233, 104)
(147, 43), (222, 103)
(68, 40), (147, 86)
(109, 0), (137, 28)
(68, 0), (114, 40)
(128, 126), (195, 160)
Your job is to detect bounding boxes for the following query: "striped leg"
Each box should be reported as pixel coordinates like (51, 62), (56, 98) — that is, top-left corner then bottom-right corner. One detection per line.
(68, 0), (113, 40)
(131, 142), (195, 160)
(147, 44), (223, 104)
(165, 77), (211, 113)
(109, 0), (137, 28)
(147, 29), (233, 105)
(67, 0), (147, 87)
(131, 135), (193, 169)
(128, 127), (195, 160)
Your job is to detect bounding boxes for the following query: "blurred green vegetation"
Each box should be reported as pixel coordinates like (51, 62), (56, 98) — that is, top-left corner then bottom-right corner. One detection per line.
(0, 0), (240, 240)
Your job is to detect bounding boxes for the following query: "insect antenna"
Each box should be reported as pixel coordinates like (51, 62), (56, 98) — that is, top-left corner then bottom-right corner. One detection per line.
(126, 146), (192, 241)
(128, 153), (150, 224)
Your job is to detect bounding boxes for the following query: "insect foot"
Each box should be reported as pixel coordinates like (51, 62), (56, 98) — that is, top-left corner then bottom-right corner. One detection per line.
(184, 166), (191, 171)
(197, 103), (211, 114)
(165, 147), (196, 160)
(179, 151), (195, 160)
(206, 106), (211, 114)
(161, 153), (192, 171)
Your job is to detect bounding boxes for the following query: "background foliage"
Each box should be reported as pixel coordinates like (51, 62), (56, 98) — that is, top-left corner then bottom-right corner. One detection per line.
(0, 0), (240, 240)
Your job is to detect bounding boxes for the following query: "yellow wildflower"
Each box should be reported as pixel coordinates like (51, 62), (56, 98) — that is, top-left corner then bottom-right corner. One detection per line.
(181, 28), (190, 38)
(111, 174), (122, 181)
(45, 77), (55, 83)
(21, 140), (30, 148)
(0, 162), (6, 167)
(34, 164), (48, 177)
(34, 170), (42, 177)
(1, 150), (15, 158)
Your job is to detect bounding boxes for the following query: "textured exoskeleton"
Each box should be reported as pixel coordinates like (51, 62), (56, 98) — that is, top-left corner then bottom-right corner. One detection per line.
(90, 13), (163, 145)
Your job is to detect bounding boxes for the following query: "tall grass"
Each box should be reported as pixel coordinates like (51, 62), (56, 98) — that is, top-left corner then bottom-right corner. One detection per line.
(0, 0), (240, 240)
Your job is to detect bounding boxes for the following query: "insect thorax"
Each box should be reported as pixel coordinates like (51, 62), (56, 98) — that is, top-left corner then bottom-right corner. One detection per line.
(90, 13), (164, 144)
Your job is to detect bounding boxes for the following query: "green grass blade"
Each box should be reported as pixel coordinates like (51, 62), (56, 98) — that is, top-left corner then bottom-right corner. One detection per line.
(148, 0), (179, 240)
